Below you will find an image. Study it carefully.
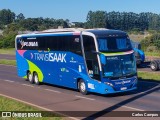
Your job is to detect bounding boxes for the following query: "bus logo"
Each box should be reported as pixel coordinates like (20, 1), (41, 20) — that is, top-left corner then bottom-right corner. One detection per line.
(33, 53), (67, 63)
(19, 40), (38, 49)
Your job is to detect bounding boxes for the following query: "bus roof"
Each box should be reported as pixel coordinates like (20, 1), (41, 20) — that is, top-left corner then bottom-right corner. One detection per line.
(86, 29), (127, 37)
(16, 28), (127, 38)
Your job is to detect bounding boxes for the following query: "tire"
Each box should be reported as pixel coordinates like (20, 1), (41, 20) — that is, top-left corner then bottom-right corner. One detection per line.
(27, 72), (34, 84)
(78, 80), (88, 95)
(150, 60), (158, 71)
(33, 72), (40, 85)
(156, 60), (160, 70)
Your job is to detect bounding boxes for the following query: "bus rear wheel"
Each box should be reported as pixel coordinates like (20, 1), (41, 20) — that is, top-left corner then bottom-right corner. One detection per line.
(33, 72), (40, 85)
(78, 80), (88, 95)
(27, 72), (34, 84)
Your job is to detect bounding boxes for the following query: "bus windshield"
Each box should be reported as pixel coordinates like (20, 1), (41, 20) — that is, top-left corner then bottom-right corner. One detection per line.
(97, 37), (132, 52)
(102, 54), (136, 79)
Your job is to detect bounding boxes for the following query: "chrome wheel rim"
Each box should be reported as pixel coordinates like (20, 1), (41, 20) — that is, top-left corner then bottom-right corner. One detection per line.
(80, 82), (86, 92)
(28, 74), (32, 82)
(34, 75), (39, 83)
(151, 64), (155, 69)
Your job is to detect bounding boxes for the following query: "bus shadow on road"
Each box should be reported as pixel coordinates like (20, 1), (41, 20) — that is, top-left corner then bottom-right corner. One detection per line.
(82, 80), (160, 120)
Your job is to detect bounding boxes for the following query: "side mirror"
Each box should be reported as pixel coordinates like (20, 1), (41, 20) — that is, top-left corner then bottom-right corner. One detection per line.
(100, 54), (106, 65)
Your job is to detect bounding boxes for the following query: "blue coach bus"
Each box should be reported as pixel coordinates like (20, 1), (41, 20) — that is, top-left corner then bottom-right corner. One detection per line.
(15, 28), (137, 95)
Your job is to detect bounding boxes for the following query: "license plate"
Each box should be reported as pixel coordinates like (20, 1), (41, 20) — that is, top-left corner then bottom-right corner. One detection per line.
(121, 87), (127, 90)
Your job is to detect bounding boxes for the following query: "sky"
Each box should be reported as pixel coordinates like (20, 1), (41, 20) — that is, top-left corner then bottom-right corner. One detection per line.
(0, 0), (160, 22)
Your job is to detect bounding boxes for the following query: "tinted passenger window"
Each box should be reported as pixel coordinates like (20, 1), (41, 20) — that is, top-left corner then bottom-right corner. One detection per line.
(17, 35), (82, 55)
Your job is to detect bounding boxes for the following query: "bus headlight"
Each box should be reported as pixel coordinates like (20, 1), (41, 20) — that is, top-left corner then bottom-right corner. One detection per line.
(104, 82), (113, 87)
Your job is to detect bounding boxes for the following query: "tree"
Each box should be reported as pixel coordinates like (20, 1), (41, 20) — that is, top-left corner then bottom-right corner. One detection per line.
(0, 9), (15, 25)
(16, 13), (25, 21)
(86, 11), (106, 28)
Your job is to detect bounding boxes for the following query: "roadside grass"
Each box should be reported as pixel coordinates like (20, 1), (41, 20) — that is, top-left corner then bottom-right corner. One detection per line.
(0, 96), (62, 120)
(145, 52), (160, 58)
(0, 48), (15, 55)
(138, 71), (160, 82)
(0, 59), (16, 66)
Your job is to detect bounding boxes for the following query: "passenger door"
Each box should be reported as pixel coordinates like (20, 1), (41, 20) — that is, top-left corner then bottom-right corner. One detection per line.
(82, 35), (100, 80)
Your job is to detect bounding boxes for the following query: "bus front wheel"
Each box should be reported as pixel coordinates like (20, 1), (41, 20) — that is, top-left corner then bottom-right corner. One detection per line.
(33, 72), (40, 85)
(78, 80), (88, 95)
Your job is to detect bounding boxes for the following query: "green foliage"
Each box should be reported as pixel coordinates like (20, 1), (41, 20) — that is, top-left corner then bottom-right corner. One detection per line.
(0, 9), (71, 48)
(145, 52), (160, 57)
(1, 8), (160, 50)
(86, 11), (106, 28)
(0, 9), (15, 25)
(0, 48), (15, 55)
(0, 96), (62, 120)
(140, 38), (151, 50)
(0, 31), (17, 48)
(16, 13), (25, 21)
(86, 11), (160, 31)
(146, 46), (158, 52)
(16, 18), (69, 31)
(151, 33), (160, 48)
(140, 33), (160, 52)
(138, 71), (160, 82)
(0, 59), (16, 66)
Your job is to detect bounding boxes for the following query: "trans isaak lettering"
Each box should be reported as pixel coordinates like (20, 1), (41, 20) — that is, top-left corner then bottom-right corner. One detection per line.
(33, 53), (66, 63)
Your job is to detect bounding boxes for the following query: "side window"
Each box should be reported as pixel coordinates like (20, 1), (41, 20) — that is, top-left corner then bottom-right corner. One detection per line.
(38, 37), (46, 50)
(49, 35), (82, 54)
(70, 35), (82, 53)
(46, 36), (58, 51)
(83, 35), (96, 51)
(17, 35), (82, 53)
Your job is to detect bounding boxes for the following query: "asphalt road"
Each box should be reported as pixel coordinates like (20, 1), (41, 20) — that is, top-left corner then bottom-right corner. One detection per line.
(0, 54), (15, 60)
(0, 64), (160, 120)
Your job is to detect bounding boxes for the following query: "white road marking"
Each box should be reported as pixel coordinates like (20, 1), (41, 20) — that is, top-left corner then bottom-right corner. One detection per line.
(0, 93), (79, 120)
(22, 84), (34, 88)
(123, 105), (144, 111)
(45, 89), (61, 93)
(4, 80), (15, 83)
(76, 95), (95, 101)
